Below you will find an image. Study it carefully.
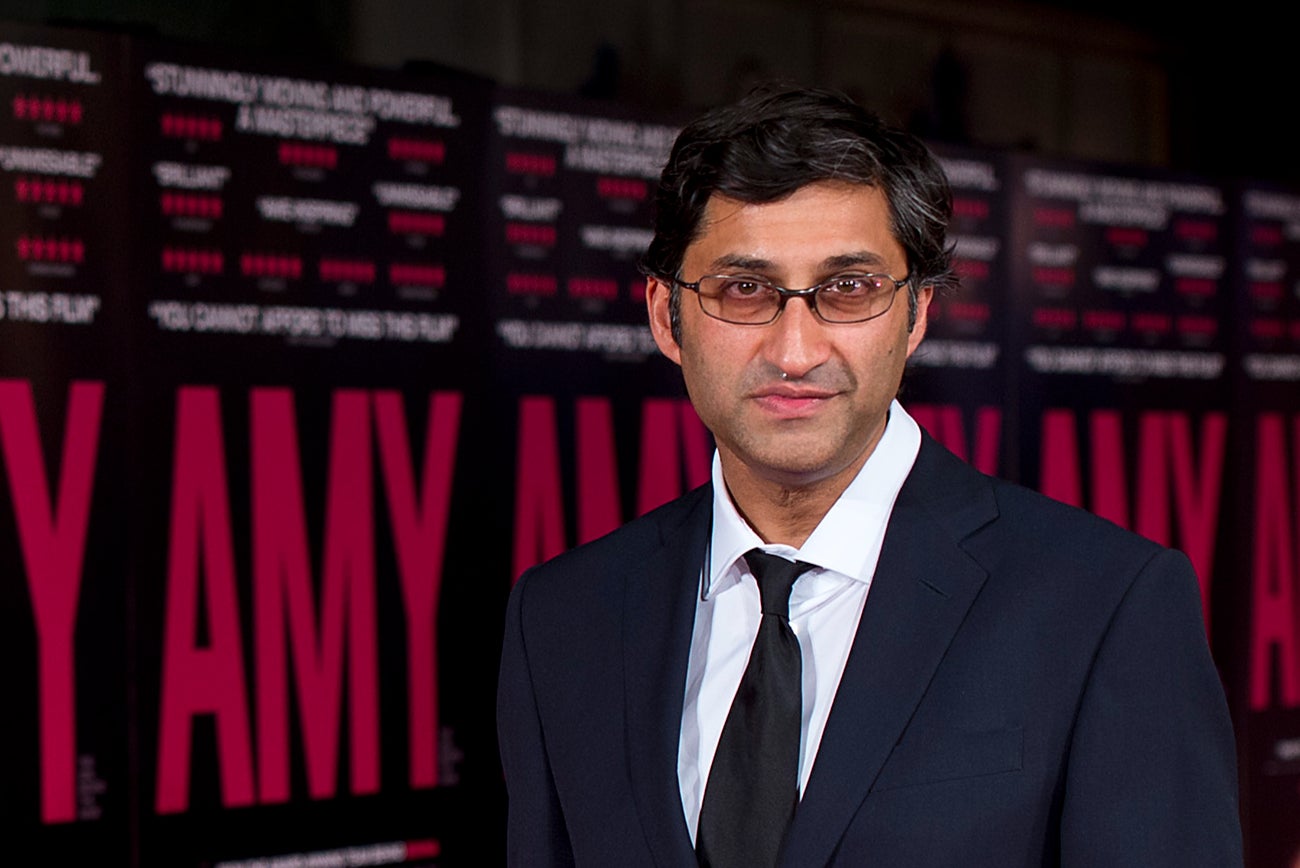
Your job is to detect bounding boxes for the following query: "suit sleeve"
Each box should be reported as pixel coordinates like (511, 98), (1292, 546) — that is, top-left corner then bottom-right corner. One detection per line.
(1059, 548), (1243, 867)
(497, 574), (577, 867)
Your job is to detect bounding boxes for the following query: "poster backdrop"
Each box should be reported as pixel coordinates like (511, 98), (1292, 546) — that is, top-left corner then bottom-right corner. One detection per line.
(481, 87), (700, 584)
(1, 17), (1296, 867)
(1231, 182), (1300, 868)
(909, 144), (1012, 479)
(0, 20), (134, 863)
(123, 36), (498, 867)
(1006, 155), (1231, 646)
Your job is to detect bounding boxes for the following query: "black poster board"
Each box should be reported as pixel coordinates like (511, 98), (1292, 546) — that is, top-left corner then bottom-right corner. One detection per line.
(908, 143), (1012, 478)
(1230, 182), (1300, 868)
(0, 20), (133, 861)
(480, 88), (704, 583)
(125, 38), (494, 867)
(6, 15), (1300, 866)
(1007, 156), (1232, 648)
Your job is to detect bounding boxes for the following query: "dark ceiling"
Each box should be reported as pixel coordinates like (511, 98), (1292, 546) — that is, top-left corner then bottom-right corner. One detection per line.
(0, 0), (1293, 183)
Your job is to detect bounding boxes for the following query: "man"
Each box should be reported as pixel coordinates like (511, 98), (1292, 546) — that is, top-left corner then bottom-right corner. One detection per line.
(497, 83), (1242, 866)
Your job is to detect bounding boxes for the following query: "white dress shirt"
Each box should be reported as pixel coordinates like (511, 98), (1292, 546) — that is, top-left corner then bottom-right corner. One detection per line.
(677, 399), (922, 841)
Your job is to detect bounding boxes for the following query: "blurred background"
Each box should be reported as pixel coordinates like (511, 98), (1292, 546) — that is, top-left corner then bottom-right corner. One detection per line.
(0, 0), (1288, 183)
(3, 2), (1297, 867)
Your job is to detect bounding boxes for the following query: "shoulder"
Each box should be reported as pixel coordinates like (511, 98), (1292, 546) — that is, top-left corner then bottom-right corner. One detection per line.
(908, 435), (1190, 607)
(508, 483), (710, 617)
(912, 433), (1167, 556)
(902, 437), (1220, 662)
(525, 483), (709, 580)
(989, 473), (1165, 561)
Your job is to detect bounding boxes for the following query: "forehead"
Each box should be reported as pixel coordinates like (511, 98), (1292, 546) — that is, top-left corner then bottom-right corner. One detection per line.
(686, 181), (905, 275)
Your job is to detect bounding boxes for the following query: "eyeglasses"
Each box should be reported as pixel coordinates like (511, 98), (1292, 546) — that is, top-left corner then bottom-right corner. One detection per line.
(667, 272), (912, 325)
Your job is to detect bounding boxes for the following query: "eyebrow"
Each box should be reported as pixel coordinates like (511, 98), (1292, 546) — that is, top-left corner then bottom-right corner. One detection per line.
(706, 254), (773, 272)
(706, 250), (891, 273)
(823, 251), (891, 270)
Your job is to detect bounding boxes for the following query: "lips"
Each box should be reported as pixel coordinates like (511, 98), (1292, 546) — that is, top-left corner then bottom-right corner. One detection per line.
(751, 384), (837, 418)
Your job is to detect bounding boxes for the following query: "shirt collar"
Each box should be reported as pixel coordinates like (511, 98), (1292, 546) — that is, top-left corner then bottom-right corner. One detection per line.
(706, 399), (922, 599)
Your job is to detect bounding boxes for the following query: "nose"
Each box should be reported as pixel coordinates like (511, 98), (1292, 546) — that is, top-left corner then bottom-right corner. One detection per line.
(764, 294), (831, 379)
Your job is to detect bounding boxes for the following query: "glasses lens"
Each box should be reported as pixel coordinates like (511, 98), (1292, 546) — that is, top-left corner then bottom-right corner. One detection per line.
(814, 275), (896, 323)
(697, 276), (780, 324)
(691, 274), (903, 324)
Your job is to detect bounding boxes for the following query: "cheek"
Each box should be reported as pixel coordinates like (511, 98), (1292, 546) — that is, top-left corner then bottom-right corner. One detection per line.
(677, 342), (712, 400)
(678, 335), (749, 415)
(682, 348), (727, 395)
(850, 336), (908, 393)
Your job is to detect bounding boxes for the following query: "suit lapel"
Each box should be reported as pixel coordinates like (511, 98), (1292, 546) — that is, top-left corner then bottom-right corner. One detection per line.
(624, 485), (710, 865)
(780, 438), (998, 867)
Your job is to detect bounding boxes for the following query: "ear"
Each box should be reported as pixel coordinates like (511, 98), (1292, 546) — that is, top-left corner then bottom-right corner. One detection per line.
(646, 276), (682, 365)
(905, 284), (934, 358)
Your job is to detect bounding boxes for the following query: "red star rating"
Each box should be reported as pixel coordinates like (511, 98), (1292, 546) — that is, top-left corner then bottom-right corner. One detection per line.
(506, 273), (557, 296)
(278, 141), (337, 168)
(161, 247), (224, 274)
(160, 113), (223, 140)
(1250, 318), (1284, 340)
(389, 263), (445, 287)
(952, 197), (990, 219)
(16, 235), (86, 263)
(12, 94), (83, 124)
(319, 259), (376, 283)
(15, 176), (84, 206)
(954, 259), (990, 280)
(504, 152), (557, 177)
(240, 252), (302, 279)
(567, 277), (618, 299)
(387, 211), (446, 236)
(388, 138), (446, 164)
(505, 223), (557, 246)
(160, 192), (223, 219)
(595, 177), (647, 200)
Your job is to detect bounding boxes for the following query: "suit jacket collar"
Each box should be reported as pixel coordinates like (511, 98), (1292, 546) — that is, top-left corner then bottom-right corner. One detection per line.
(780, 434), (998, 866)
(624, 485), (710, 865)
(621, 435), (999, 867)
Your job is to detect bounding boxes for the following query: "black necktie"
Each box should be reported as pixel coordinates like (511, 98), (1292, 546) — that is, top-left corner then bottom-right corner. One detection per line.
(697, 549), (811, 868)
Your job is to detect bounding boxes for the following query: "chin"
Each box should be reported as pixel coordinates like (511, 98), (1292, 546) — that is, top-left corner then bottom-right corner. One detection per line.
(756, 454), (856, 487)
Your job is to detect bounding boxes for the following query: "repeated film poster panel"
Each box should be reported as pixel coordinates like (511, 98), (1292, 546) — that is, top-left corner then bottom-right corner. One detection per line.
(0, 21), (134, 861)
(909, 143), (1012, 479)
(482, 88), (708, 582)
(1006, 155), (1233, 655)
(1231, 182), (1300, 868)
(127, 37), (495, 867)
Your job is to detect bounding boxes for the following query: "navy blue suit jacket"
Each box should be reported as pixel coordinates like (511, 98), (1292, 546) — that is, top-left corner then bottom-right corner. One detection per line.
(497, 435), (1242, 866)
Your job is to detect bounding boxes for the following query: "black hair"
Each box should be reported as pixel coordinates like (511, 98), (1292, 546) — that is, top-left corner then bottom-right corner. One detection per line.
(642, 82), (957, 340)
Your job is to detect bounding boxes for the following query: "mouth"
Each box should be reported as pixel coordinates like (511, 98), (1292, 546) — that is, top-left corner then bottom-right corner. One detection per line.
(751, 384), (837, 418)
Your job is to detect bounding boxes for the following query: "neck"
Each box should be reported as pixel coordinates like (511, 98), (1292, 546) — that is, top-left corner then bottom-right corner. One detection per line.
(721, 453), (868, 548)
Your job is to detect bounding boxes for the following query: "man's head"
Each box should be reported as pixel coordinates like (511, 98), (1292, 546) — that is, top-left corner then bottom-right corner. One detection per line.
(643, 83), (955, 342)
(642, 84), (957, 498)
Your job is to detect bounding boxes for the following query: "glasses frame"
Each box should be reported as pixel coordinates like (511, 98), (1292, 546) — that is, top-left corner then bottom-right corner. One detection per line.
(666, 271), (913, 325)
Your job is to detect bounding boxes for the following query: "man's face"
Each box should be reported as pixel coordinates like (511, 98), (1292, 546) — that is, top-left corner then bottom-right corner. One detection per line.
(647, 181), (931, 493)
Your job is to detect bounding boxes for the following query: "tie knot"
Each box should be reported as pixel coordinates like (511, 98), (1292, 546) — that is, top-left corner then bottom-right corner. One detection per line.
(743, 549), (812, 618)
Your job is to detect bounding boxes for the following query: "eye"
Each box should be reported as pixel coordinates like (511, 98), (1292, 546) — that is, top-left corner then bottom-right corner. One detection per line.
(823, 275), (882, 296)
(715, 277), (769, 297)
